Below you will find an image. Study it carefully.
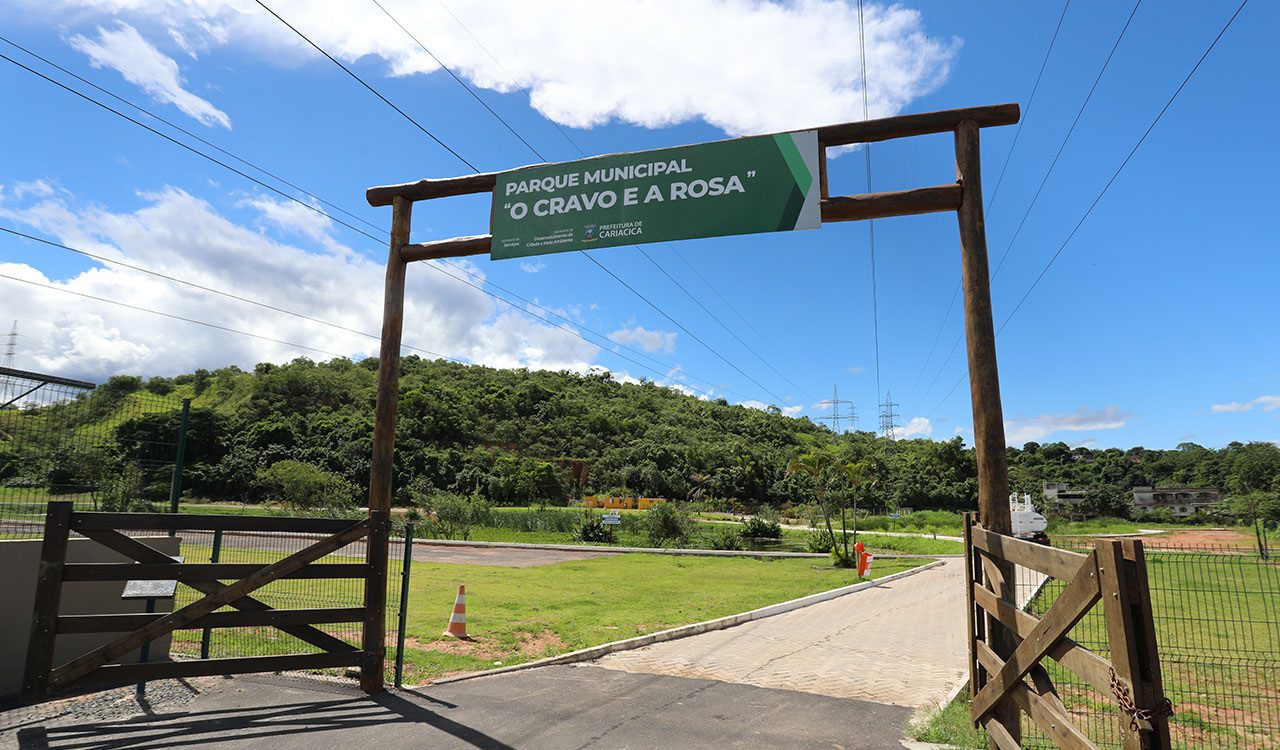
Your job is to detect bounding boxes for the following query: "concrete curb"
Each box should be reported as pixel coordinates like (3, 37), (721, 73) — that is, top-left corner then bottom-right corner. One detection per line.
(419, 558), (946, 688)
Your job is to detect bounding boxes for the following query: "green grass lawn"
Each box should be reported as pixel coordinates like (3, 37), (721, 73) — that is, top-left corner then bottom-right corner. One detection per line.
(393, 553), (925, 682)
(165, 542), (926, 684)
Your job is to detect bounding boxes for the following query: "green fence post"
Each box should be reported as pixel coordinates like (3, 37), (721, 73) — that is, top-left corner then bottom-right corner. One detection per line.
(394, 523), (413, 688)
(200, 528), (222, 660)
(167, 399), (191, 531)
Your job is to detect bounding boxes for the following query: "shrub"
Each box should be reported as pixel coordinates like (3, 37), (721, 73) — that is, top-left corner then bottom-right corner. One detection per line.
(487, 508), (581, 532)
(741, 514), (782, 539)
(575, 512), (616, 544)
(255, 460), (358, 511)
(643, 502), (695, 548)
(707, 527), (744, 550)
(805, 529), (834, 553)
(429, 491), (491, 540)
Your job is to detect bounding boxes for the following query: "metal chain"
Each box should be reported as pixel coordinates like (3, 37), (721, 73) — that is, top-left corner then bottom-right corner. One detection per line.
(1109, 667), (1174, 731)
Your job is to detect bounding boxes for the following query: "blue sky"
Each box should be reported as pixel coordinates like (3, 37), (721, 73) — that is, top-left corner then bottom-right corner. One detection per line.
(0, 0), (1275, 450)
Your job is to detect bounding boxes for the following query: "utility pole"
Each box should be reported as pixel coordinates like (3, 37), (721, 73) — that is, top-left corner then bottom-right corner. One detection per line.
(878, 391), (900, 440)
(816, 385), (857, 433)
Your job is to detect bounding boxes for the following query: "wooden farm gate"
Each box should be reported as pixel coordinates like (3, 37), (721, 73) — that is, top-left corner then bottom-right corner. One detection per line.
(964, 515), (1173, 749)
(21, 502), (376, 703)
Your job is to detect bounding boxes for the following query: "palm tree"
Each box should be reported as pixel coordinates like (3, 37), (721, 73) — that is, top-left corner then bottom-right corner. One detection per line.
(787, 450), (863, 566)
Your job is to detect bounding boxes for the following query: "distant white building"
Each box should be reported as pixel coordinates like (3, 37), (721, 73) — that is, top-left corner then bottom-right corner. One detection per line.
(1131, 487), (1221, 518)
(1042, 482), (1087, 509)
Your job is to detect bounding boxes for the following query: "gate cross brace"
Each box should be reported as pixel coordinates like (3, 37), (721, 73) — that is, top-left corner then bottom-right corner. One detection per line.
(970, 549), (1102, 721)
(73, 526), (360, 654)
(47, 520), (369, 691)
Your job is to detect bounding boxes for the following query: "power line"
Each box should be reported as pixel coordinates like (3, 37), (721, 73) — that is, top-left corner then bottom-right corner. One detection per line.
(985, 0), (1072, 219)
(368, 0), (547, 162)
(989, 0), (1143, 281)
(259, 1), (791, 405)
(0, 225), (459, 361)
(579, 253), (788, 404)
(906, 0), (1075, 406)
(254, 0), (479, 172)
(638, 248), (817, 401)
(1, 43), (752, 401)
(0, 273), (348, 358)
(378, 0), (813, 403)
(925, 0), (1251, 420)
(432, 0), (588, 156)
(0, 50), (387, 248)
(0, 35), (385, 239)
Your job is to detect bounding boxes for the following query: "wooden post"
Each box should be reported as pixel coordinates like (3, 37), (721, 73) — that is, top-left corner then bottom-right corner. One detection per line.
(22, 501), (73, 704)
(1099, 539), (1172, 750)
(954, 119), (1017, 746)
(963, 513), (984, 699)
(361, 195), (412, 693)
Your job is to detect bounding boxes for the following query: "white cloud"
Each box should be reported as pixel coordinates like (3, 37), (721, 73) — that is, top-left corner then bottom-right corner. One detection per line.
(0, 184), (605, 381)
(69, 22), (231, 129)
(608, 325), (676, 354)
(953, 425), (967, 436)
(1004, 406), (1128, 446)
(519, 261), (545, 274)
(737, 399), (799, 416)
(895, 416), (932, 439)
(237, 195), (334, 245)
(43, 1), (955, 139)
(847, 366), (866, 375)
(1211, 395), (1280, 413)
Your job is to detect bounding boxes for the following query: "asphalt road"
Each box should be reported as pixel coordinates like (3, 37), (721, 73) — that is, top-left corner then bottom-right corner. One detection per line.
(0, 520), (617, 567)
(3, 668), (913, 749)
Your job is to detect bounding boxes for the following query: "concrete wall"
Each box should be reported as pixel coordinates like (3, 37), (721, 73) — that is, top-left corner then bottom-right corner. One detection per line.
(0, 535), (182, 698)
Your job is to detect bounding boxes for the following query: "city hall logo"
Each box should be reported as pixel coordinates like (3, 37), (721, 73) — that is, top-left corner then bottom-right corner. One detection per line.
(582, 224), (598, 242)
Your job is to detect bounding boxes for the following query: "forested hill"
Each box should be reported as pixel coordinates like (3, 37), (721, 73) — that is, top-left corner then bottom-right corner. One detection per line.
(49, 357), (1280, 511)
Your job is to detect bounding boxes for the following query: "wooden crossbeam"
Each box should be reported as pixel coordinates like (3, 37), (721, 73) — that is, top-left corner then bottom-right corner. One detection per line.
(364, 103), (1019, 206)
(971, 525), (1087, 580)
(970, 549), (1101, 720)
(57, 607), (366, 634)
(51, 521), (369, 690)
(72, 512), (357, 534)
(75, 527), (358, 655)
(61, 562), (366, 582)
(73, 652), (363, 690)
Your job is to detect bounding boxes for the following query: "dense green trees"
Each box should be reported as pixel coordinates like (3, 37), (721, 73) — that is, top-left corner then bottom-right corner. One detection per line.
(32, 356), (1271, 514)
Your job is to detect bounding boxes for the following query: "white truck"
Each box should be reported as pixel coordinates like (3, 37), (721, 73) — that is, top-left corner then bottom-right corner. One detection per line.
(1010, 493), (1049, 544)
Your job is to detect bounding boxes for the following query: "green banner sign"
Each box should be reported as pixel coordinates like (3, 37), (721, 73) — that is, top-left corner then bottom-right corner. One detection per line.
(490, 131), (820, 260)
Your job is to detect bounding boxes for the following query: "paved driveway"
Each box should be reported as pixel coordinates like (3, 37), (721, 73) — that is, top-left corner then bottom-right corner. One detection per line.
(2, 669), (912, 749)
(594, 559), (969, 708)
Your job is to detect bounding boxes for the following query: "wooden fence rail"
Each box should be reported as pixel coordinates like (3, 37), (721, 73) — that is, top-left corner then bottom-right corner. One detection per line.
(964, 514), (1172, 750)
(21, 502), (373, 704)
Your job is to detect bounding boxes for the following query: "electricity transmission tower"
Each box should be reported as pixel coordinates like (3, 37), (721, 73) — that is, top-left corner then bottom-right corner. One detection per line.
(816, 385), (857, 433)
(2, 321), (16, 368)
(878, 391), (900, 440)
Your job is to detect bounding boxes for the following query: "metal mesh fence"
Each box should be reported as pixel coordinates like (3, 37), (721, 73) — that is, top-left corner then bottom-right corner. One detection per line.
(1012, 538), (1280, 750)
(1, 367), (185, 538)
(2, 367), (409, 684)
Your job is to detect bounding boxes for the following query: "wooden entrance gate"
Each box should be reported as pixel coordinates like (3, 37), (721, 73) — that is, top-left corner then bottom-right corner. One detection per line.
(964, 515), (1173, 749)
(21, 501), (373, 703)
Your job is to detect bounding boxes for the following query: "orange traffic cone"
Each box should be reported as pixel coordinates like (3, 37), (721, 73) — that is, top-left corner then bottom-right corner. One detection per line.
(443, 584), (469, 639)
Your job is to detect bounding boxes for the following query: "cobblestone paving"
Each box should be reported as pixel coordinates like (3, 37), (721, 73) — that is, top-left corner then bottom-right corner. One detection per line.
(594, 559), (970, 708)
